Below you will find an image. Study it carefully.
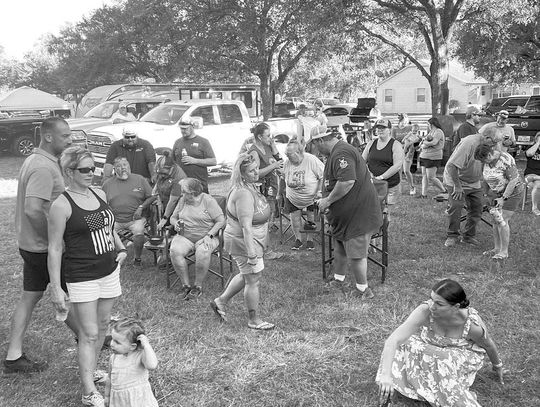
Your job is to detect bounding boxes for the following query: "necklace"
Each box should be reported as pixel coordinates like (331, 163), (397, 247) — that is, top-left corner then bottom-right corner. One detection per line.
(67, 188), (90, 198)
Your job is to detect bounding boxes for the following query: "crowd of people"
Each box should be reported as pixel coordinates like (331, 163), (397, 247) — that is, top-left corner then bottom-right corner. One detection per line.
(4, 110), (539, 407)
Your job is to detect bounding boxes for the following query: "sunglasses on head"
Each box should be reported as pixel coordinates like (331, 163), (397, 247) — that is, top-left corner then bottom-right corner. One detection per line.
(241, 155), (255, 165)
(75, 166), (96, 174)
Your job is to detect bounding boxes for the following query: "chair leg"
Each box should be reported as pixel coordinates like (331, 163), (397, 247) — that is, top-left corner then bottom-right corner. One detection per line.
(522, 184), (528, 211)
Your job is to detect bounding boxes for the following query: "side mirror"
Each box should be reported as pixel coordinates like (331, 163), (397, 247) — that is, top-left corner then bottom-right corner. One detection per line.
(190, 116), (203, 129)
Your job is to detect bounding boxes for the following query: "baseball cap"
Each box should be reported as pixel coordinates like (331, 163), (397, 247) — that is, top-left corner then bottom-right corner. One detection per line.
(310, 125), (332, 140)
(373, 118), (392, 129)
(179, 118), (195, 128)
(122, 127), (137, 137)
(496, 110), (509, 119)
(466, 106), (482, 116)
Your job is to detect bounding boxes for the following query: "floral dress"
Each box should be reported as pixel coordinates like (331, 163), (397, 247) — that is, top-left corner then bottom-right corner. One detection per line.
(377, 304), (487, 407)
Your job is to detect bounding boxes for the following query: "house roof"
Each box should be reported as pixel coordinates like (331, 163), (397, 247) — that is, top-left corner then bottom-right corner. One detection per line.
(377, 61), (487, 87)
(0, 86), (71, 110)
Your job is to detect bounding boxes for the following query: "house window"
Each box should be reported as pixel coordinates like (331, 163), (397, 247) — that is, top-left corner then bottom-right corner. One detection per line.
(481, 86), (486, 96)
(416, 88), (426, 103)
(384, 89), (393, 103)
(533, 87), (540, 96)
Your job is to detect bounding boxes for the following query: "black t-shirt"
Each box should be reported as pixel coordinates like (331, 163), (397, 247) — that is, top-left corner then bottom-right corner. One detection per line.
(525, 146), (540, 176)
(172, 135), (216, 192)
(323, 140), (383, 241)
(453, 122), (478, 150)
(105, 138), (155, 179)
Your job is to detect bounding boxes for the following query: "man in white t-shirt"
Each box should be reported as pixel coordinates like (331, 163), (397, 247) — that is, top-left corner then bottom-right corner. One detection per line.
(281, 140), (324, 250)
(111, 103), (136, 124)
(479, 110), (515, 154)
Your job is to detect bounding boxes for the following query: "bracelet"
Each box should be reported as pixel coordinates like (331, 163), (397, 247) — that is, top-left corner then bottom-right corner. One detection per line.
(492, 362), (503, 368)
(117, 249), (127, 254)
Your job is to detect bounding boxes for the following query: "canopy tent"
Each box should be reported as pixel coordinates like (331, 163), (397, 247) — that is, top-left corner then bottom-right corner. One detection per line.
(0, 86), (71, 111)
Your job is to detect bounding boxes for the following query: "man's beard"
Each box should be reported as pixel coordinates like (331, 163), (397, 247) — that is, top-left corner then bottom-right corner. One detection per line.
(117, 171), (129, 180)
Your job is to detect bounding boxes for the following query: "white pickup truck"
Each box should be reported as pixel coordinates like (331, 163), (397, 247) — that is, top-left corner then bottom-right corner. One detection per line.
(86, 100), (253, 176)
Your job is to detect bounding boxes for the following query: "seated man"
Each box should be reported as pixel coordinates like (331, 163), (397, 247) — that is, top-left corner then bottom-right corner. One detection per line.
(111, 102), (136, 124)
(281, 139), (324, 250)
(102, 157), (154, 265)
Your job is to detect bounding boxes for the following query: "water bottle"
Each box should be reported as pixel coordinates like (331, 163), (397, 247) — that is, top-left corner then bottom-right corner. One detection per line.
(176, 219), (185, 235)
(489, 207), (506, 226)
(181, 148), (188, 157)
(55, 300), (70, 322)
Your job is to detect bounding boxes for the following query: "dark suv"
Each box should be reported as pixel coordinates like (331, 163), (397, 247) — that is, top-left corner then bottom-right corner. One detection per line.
(486, 95), (540, 115)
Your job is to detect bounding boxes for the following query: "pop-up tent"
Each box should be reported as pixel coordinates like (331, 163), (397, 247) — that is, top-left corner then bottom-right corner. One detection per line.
(0, 86), (71, 111)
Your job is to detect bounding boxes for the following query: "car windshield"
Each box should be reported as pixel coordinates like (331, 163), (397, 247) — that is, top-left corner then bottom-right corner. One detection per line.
(321, 98), (339, 106)
(140, 105), (189, 125)
(84, 102), (119, 119)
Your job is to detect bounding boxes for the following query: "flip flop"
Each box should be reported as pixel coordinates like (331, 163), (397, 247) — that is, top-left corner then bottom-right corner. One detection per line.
(248, 321), (275, 331)
(482, 249), (497, 257)
(492, 253), (508, 260)
(210, 300), (226, 322)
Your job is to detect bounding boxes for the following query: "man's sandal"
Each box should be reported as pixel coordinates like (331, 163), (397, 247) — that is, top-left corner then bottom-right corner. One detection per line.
(210, 300), (227, 322)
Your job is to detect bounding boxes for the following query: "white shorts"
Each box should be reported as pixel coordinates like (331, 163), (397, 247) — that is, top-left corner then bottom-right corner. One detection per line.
(232, 255), (264, 274)
(67, 266), (122, 303)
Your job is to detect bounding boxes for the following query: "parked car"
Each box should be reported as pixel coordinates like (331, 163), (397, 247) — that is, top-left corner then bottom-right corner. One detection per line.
(485, 95), (540, 115)
(313, 97), (341, 109)
(86, 100), (252, 176)
(273, 102), (297, 118)
(323, 103), (356, 128)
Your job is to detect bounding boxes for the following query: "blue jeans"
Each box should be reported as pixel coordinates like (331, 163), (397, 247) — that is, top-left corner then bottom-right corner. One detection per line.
(445, 186), (483, 239)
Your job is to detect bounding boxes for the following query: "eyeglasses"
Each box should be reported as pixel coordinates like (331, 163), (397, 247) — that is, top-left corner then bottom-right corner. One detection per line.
(75, 166), (96, 174)
(124, 136), (136, 139)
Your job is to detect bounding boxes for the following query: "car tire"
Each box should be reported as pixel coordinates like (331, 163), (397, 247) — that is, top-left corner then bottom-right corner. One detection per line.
(12, 135), (36, 156)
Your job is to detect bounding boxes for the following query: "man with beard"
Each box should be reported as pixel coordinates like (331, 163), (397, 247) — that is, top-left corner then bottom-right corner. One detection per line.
(103, 127), (157, 184)
(4, 117), (77, 373)
(452, 106), (482, 150)
(102, 157), (154, 266)
(479, 110), (516, 154)
(173, 118), (216, 193)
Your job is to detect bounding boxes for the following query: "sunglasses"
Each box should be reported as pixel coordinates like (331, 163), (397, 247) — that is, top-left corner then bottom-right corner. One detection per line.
(241, 155), (255, 165)
(75, 166), (96, 174)
(124, 136), (136, 139)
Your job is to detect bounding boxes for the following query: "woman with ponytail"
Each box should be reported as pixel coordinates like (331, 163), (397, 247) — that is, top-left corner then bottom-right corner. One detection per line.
(376, 279), (504, 407)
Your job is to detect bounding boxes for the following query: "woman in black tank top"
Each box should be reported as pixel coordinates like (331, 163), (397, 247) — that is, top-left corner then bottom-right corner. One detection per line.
(48, 146), (127, 405)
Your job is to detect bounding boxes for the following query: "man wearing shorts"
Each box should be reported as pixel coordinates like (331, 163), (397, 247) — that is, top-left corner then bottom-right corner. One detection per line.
(102, 157), (154, 266)
(281, 140), (324, 250)
(313, 128), (382, 299)
(4, 117), (75, 373)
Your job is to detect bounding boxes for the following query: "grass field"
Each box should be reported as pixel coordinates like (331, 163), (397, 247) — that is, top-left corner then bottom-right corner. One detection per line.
(0, 153), (539, 407)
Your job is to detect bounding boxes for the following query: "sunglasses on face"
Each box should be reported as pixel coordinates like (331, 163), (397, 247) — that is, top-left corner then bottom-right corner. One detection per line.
(124, 136), (136, 140)
(75, 166), (96, 174)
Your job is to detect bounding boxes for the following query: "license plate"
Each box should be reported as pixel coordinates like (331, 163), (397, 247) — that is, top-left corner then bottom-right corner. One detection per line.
(517, 136), (530, 142)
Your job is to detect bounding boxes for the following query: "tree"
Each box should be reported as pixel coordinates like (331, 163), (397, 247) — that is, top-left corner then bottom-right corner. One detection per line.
(454, 1), (539, 84)
(345, 0), (487, 115)
(192, 0), (347, 118)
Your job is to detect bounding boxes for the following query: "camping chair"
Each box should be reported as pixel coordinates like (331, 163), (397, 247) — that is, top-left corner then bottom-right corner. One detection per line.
(160, 195), (234, 289)
(321, 178), (390, 283)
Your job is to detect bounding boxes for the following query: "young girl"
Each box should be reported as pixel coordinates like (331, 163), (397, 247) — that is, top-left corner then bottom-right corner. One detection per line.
(105, 319), (159, 407)
(402, 124), (421, 195)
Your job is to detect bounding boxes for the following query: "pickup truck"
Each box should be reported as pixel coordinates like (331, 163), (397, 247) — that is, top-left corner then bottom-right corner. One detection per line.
(507, 110), (540, 148)
(86, 100), (252, 176)
(0, 113), (44, 156)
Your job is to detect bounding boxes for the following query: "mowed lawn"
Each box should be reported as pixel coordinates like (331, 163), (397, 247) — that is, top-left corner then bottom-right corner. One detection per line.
(0, 153), (539, 407)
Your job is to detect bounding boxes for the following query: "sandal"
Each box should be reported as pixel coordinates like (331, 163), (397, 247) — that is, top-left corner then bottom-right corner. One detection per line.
(482, 249), (497, 257)
(492, 253), (508, 260)
(248, 321), (275, 331)
(210, 300), (227, 322)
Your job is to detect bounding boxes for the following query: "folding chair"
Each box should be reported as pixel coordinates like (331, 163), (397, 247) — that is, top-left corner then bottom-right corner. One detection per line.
(161, 195), (234, 289)
(321, 179), (390, 283)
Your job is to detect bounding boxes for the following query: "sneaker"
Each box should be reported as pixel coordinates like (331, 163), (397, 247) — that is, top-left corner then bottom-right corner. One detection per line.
(133, 258), (142, 266)
(352, 287), (375, 300)
(180, 285), (192, 299)
(93, 369), (108, 384)
(326, 276), (346, 291)
(409, 187), (416, 196)
(186, 285), (202, 300)
(444, 237), (459, 247)
(81, 391), (105, 407)
(306, 241), (315, 251)
(462, 236), (480, 246)
(532, 208), (540, 216)
(3, 353), (48, 373)
(291, 239), (303, 250)
(433, 193), (449, 202)
(303, 221), (317, 231)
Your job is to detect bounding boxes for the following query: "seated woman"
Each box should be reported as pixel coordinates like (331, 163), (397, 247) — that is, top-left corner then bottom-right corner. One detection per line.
(524, 131), (540, 216)
(377, 279), (504, 407)
(169, 178), (226, 300)
(474, 143), (523, 260)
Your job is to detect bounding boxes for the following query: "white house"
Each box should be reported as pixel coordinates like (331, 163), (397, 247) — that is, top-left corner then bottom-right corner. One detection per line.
(375, 61), (490, 114)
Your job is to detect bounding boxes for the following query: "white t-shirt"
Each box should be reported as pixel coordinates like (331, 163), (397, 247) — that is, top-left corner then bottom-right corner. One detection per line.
(111, 111), (136, 123)
(479, 122), (515, 152)
(283, 153), (324, 208)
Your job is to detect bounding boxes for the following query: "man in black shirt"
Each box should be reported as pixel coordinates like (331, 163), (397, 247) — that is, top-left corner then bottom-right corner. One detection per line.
(452, 106), (481, 150)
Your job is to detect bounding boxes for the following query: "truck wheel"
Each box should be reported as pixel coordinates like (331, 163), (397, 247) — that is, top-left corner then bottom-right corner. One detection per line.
(12, 135), (36, 156)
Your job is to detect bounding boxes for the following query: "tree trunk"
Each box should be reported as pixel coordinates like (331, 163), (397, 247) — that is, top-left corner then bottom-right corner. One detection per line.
(259, 74), (273, 120)
(429, 41), (450, 115)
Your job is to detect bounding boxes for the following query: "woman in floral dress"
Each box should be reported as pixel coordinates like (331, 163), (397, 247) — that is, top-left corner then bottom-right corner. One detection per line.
(376, 279), (504, 407)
